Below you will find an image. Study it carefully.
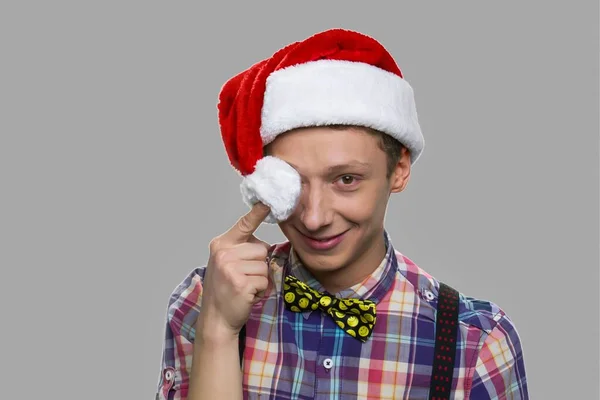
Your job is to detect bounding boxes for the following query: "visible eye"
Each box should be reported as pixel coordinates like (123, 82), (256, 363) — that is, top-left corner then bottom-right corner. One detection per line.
(340, 175), (355, 185)
(335, 175), (361, 189)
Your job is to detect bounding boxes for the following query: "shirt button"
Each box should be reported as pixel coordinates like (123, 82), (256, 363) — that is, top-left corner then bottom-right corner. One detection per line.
(323, 358), (333, 370)
(165, 369), (174, 381)
(423, 289), (435, 301)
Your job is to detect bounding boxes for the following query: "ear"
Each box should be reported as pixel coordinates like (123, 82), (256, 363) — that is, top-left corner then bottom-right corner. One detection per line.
(389, 146), (411, 193)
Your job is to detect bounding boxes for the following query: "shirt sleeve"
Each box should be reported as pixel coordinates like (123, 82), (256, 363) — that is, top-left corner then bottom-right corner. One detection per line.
(467, 312), (529, 399)
(156, 268), (206, 400)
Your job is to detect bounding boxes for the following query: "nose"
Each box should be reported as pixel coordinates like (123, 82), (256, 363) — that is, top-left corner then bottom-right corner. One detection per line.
(298, 184), (334, 232)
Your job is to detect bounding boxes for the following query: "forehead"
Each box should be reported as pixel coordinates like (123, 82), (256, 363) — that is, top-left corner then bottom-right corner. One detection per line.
(266, 126), (386, 174)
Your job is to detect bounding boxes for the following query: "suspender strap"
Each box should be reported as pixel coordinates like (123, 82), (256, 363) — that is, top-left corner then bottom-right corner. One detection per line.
(428, 282), (460, 400)
(239, 324), (246, 368)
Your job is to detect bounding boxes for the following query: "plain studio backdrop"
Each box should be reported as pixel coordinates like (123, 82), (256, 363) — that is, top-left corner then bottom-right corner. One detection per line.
(1, 2), (598, 399)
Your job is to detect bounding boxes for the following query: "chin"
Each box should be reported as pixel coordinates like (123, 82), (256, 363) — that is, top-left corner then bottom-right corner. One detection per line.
(303, 252), (347, 271)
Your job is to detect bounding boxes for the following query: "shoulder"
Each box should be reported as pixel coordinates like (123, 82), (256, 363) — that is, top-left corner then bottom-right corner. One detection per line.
(461, 292), (528, 397)
(395, 250), (528, 392)
(458, 291), (515, 335)
(393, 249), (517, 335)
(164, 265), (207, 341)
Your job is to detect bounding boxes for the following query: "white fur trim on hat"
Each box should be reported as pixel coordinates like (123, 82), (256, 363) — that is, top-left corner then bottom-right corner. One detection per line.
(240, 156), (302, 224)
(260, 59), (425, 164)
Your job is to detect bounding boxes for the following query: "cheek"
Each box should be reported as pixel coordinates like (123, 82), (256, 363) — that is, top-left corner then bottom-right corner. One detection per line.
(337, 187), (386, 222)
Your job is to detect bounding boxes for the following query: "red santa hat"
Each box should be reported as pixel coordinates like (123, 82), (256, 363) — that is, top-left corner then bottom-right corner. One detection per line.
(217, 28), (424, 223)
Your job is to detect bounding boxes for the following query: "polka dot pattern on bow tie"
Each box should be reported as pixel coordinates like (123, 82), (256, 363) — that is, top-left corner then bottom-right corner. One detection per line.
(283, 275), (377, 342)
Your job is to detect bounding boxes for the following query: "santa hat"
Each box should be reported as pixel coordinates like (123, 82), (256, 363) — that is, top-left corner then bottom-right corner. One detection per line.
(217, 28), (424, 224)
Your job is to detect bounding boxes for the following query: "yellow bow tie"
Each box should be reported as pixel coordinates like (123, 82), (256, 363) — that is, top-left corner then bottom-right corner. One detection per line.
(283, 275), (377, 342)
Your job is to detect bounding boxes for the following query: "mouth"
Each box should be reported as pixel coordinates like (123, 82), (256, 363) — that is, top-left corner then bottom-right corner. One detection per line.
(297, 229), (350, 251)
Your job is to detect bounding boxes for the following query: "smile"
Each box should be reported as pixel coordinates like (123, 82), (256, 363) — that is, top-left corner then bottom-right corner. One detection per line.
(298, 229), (350, 251)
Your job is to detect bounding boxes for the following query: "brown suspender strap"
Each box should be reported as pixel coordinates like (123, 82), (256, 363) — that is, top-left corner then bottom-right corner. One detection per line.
(428, 282), (460, 400)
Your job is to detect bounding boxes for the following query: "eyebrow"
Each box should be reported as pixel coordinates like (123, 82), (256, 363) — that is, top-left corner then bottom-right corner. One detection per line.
(287, 161), (372, 176)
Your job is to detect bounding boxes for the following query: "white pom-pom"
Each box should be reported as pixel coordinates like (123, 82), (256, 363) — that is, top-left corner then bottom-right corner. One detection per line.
(240, 156), (302, 224)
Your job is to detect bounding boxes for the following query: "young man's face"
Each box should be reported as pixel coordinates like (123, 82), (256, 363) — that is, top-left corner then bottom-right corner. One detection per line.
(266, 126), (411, 275)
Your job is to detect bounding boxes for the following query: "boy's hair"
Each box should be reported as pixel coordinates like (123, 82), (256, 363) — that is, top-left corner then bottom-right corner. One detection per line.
(264, 125), (405, 179)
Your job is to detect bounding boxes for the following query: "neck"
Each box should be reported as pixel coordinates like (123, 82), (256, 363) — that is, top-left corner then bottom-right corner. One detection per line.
(307, 230), (387, 294)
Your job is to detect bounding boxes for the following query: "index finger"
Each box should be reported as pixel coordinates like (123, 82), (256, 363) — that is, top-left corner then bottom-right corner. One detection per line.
(222, 202), (271, 244)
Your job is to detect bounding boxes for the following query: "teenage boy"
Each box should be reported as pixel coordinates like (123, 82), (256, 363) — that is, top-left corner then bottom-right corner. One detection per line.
(156, 28), (528, 400)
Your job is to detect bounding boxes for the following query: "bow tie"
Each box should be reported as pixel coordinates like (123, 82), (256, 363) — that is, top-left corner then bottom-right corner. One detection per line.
(283, 275), (377, 342)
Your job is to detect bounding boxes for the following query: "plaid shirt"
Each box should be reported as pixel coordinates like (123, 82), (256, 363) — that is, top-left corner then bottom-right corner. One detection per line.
(157, 232), (528, 399)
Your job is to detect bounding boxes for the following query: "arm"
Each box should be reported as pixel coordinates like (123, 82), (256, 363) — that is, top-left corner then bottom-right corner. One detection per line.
(467, 313), (529, 399)
(187, 203), (271, 399)
(156, 270), (201, 400)
(155, 271), (244, 400)
(157, 268), (242, 400)
(187, 310), (243, 400)
(157, 202), (271, 400)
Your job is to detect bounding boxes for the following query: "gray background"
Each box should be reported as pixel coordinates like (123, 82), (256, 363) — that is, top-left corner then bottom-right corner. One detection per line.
(1, 1), (598, 399)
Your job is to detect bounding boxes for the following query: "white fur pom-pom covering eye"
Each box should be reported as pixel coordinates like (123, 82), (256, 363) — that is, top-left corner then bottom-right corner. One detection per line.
(240, 156), (302, 224)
